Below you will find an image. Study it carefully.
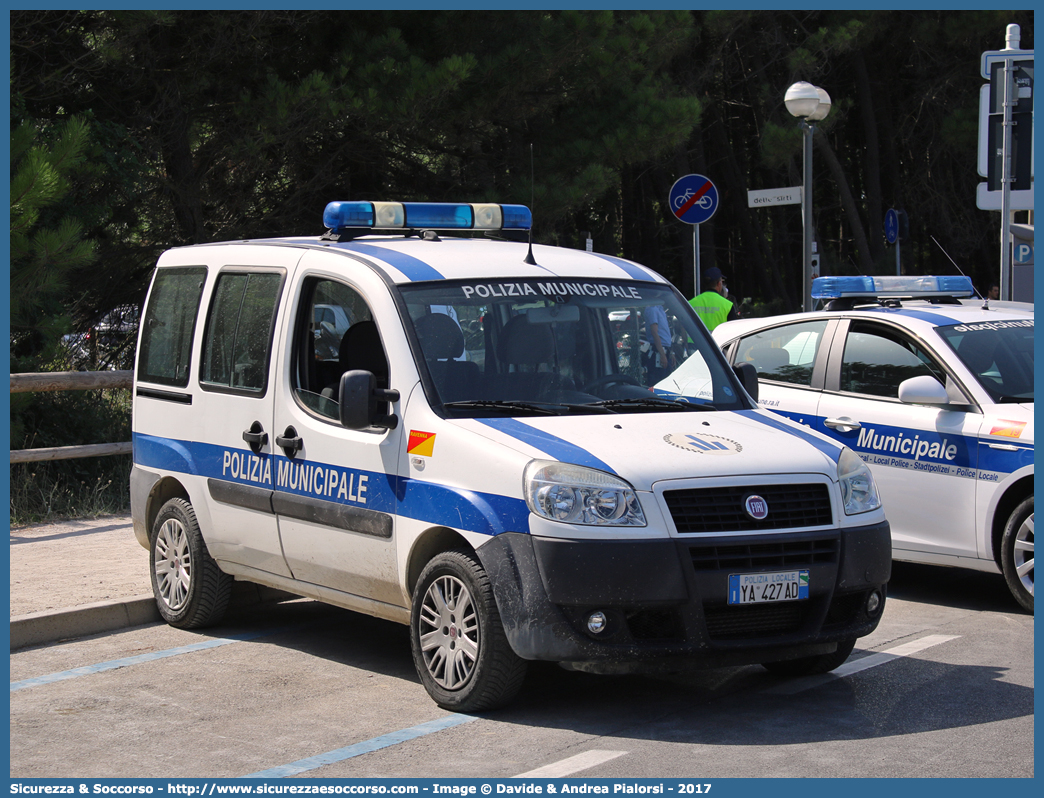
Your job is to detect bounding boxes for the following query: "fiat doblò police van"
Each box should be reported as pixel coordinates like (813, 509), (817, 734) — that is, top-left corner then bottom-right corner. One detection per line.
(131, 201), (890, 711)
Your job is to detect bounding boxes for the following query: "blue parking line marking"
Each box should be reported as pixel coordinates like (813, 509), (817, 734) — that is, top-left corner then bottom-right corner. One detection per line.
(10, 629), (274, 693)
(241, 714), (477, 778)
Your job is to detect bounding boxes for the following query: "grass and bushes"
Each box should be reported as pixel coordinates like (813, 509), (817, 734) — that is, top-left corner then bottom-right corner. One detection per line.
(9, 380), (132, 526)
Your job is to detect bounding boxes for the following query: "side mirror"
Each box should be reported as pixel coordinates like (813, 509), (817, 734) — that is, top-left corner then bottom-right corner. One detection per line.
(733, 362), (759, 403)
(338, 370), (400, 430)
(898, 375), (949, 406)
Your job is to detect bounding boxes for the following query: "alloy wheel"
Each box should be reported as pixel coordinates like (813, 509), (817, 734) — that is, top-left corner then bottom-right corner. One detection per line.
(154, 518), (192, 612)
(417, 574), (479, 690)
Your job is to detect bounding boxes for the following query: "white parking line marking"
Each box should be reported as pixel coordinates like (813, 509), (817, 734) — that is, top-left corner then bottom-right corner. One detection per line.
(514, 750), (628, 778)
(763, 634), (961, 695)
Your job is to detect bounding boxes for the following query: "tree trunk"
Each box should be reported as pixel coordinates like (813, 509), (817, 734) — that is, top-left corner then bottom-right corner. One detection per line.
(853, 52), (885, 263)
(815, 132), (875, 273)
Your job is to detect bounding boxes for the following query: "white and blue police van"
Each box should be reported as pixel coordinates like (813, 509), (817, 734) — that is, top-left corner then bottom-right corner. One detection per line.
(131, 201), (890, 711)
(713, 275), (1034, 612)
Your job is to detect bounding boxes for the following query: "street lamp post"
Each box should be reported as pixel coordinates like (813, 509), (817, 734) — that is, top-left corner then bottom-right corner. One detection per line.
(785, 82), (831, 312)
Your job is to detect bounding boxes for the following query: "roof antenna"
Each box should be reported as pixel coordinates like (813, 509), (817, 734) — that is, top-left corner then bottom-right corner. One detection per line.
(930, 235), (986, 306)
(523, 143), (538, 265)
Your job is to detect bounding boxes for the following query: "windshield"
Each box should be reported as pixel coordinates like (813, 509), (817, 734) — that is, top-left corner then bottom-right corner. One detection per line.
(398, 278), (747, 416)
(937, 319), (1034, 403)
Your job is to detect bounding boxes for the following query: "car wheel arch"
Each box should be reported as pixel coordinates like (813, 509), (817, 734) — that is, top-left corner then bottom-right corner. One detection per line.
(990, 475), (1033, 566)
(146, 477), (191, 543)
(405, 525), (474, 600)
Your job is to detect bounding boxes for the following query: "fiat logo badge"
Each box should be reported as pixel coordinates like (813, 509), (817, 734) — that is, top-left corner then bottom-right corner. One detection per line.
(745, 495), (769, 520)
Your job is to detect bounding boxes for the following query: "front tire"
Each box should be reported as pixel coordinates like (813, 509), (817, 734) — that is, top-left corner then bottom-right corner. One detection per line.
(410, 549), (527, 712)
(1001, 497), (1034, 613)
(761, 638), (857, 677)
(150, 498), (233, 629)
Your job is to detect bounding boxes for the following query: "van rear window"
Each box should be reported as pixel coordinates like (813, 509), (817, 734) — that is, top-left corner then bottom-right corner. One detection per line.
(200, 270), (284, 394)
(137, 267), (207, 388)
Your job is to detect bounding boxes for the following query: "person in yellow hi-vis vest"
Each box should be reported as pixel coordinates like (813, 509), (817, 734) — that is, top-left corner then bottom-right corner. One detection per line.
(689, 267), (739, 331)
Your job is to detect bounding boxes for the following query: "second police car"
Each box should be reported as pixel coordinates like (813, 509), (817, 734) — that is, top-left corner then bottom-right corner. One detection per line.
(130, 201), (891, 712)
(712, 275), (1033, 612)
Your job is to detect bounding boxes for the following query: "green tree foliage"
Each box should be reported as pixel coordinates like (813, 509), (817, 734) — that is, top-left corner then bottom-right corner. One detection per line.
(11, 10), (700, 327)
(9, 114), (96, 367)
(686, 9), (1033, 306)
(9, 9), (1034, 337)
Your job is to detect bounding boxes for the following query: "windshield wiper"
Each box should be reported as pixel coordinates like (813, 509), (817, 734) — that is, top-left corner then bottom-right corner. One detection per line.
(443, 399), (564, 416)
(995, 394), (1033, 404)
(589, 397), (716, 412)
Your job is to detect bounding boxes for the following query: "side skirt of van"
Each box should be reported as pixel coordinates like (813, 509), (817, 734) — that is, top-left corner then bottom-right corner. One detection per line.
(216, 561), (411, 626)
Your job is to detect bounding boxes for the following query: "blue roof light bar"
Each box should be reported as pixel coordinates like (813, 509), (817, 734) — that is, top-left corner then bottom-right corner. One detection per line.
(812, 275), (974, 300)
(322, 201), (532, 233)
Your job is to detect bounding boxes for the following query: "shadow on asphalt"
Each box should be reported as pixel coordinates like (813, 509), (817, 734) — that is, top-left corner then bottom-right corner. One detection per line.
(204, 568), (1032, 748)
(886, 560), (1026, 614)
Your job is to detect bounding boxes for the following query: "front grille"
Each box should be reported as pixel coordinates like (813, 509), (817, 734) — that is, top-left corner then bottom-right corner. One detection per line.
(703, 602), (807, 639)
(689, 537), (839, 572)
(665, 483), (833, 533)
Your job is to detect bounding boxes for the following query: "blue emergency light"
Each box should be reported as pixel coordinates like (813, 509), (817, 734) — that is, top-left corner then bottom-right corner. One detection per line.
(812, 275), (974, 300)
(322, 201), (533, 233)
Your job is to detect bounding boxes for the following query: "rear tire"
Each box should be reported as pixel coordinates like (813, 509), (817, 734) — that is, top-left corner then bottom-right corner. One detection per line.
(1001, 497), (1033, 613)
(150, 498), (233, 629)
(410, 549), (527, 712)
(761, 638), (857, 677)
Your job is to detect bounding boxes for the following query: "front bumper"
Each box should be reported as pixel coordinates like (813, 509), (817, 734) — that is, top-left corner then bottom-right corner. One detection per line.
(475, 521), (890, 669)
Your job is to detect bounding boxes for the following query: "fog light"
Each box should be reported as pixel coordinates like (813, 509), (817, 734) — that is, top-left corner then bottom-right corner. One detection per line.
(587, 611), (608, 634)
(866, 589), (882, 617)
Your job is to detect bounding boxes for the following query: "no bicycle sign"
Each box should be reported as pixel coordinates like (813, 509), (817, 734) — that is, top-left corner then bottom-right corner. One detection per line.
(669, 174), (719, 225)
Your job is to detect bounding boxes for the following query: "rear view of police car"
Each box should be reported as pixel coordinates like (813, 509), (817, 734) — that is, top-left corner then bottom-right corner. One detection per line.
(714, 276), (1033, 612)
(131, 201), (891, 712)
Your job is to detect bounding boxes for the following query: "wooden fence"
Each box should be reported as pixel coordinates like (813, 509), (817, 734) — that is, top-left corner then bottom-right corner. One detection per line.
(10, 371), (133, 464)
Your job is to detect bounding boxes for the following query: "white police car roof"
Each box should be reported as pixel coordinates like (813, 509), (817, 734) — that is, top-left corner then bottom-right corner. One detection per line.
(189, 199), (669, 286)
(713, 293), (1033, 342)
(287, 235), (668, 285)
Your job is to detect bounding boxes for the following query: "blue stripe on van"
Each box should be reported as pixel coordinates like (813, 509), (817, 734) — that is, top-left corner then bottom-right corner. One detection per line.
(133, 433), (527, 536)
(736, 410), (844, 464)
(337, 242), (444, 282)
(588, 253), (659, 282)
(475, 418), (616, 474)
(398, 479), (531, 536)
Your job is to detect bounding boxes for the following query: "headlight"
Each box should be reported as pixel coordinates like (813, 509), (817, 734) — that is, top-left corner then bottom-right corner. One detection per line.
(837, 447), (881, 515)
(524, 460), (646, 527)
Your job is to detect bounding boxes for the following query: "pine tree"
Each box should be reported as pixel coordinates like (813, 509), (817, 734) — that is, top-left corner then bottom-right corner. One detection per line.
(10, 113), (97, 370)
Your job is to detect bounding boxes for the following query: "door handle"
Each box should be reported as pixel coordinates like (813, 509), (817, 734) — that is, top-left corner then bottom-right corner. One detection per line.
(242, 421), (268, 454)
(276, 426), (303, 458)
(824, 416), (861, 432)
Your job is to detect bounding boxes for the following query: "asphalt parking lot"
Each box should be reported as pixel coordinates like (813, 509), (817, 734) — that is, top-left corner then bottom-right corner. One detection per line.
(8, 516), (1034, 780)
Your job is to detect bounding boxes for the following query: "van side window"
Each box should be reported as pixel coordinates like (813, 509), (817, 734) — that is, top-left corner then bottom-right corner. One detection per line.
(293, 278), (384, 420)
(137, 266), (207, 387)
(199, 271), (284, 394)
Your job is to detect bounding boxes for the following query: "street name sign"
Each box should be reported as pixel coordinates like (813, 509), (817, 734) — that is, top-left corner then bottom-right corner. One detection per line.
(747, 186), (802, 208)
